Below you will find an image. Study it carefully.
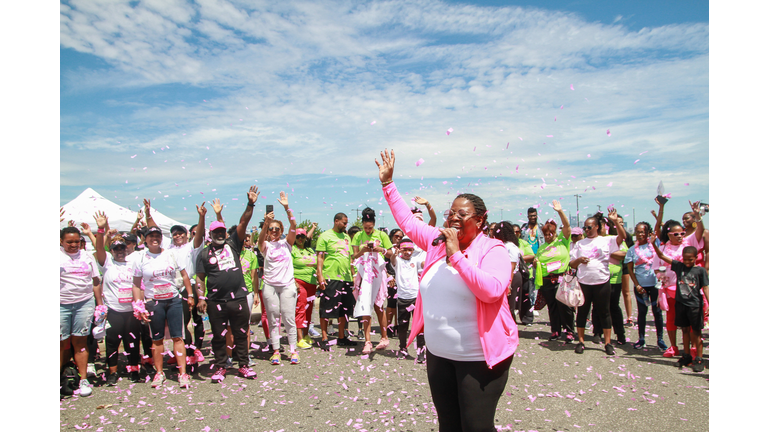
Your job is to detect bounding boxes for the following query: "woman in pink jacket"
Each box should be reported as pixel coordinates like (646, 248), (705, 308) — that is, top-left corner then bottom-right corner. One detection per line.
(376, 150), (517, 432)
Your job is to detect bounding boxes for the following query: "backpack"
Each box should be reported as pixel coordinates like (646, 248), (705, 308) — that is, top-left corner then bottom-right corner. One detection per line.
(517, 253), (530, 284)
(61, 361), (80, 396)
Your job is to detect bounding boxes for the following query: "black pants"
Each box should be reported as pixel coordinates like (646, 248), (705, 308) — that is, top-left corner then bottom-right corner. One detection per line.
(87, 323), (98, 363)
(181, 289), (205, 355)
(426, 349), (513, 432)
(539, 276), (574, 335)
(208, 298), (250, 368)
(576, 281), (611, 329)
(396, 297), (424, 350)
(105, 308), (142, 368)
(139, 320), (154, 360)
(635, 286), (664, 342)
(508, 272), (533, 324)
(591, 283), (625, 339)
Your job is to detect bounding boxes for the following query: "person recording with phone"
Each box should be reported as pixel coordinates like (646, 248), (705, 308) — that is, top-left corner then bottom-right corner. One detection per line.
(376, 149), (516, 432)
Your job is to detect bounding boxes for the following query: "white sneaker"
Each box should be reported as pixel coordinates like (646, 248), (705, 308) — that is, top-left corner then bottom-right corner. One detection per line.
(79, 379), (93, 397)
(86, 363), (97, 378)
(533, 311), (540, 317)
(308, 326), (321, 337)
(225, 357), (233, 368)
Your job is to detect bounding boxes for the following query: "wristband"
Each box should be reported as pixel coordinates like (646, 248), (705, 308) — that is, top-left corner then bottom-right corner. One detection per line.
(247, 203), (255, 207)
(97, 228), (105, 234)
(381, 180), (393, 187)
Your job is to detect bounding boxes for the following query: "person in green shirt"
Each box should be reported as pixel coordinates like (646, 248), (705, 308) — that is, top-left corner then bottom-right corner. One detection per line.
(292, 224), (318, 349)
(350, 208), (394, 355)
(513, 225), (537, 314)
(239, 233), (259, 365)
(316, 213), (356, 350)
(533, 200), (574, 342)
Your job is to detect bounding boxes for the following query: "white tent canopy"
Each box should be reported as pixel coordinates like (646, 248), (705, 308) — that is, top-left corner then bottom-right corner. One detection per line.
(60, 188), (189, 243)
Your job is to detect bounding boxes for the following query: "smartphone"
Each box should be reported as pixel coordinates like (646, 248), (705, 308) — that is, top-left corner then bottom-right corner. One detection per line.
(700, 203), (709, 214)
(266, 204), (273, 214)
(367, 242), (374, 249)
(655, 195), (668, 205)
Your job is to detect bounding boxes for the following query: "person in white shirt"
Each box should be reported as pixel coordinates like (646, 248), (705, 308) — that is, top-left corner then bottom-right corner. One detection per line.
(391, 239), (426, 362)
(569, 209), (627, 356)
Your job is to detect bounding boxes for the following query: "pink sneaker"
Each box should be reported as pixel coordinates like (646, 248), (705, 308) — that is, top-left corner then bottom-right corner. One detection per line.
(362, 341), (373, 355)
(151, 372), (166, 388)
(239, 366), (257, 379)
(662, 346), (679, 358)
(375, 338), (390, 350)
(211, 367), (226, 383)
(194, 349), (205, 363)
(178, 373), (191, 388)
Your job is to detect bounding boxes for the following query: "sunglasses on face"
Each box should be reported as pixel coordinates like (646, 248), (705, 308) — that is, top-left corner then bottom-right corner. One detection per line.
(268, 227), (281, 232)
(443, 209), (475, 220)
(670, 232), (684, 237)
(583, 225), (595, 230)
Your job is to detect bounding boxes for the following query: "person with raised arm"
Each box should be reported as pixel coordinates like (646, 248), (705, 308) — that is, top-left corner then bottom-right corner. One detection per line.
(258, 191), (300, 365)
(624, 222), (664, 350)
(196, 186), (261, 381)
(569, 209), (626, 355)
(292, 222), (318, 349)
(413, 196), (438, 227)
(376, 149), (515, 432)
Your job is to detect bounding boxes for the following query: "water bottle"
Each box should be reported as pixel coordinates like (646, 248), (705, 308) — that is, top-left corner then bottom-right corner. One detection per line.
(642, 291), (651, 307)
(201, 312), (211, 332)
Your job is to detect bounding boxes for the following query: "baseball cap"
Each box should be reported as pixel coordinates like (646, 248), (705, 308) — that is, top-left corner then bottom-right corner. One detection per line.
(570, 227), (584, 236)
(296, 228), (307, 236)
(146, 226), (162, 236)
(170, 225), (187, 234)
(209, 221), (226, 232)
(122, 233), (138, 243)
(109, 239), (127, 250)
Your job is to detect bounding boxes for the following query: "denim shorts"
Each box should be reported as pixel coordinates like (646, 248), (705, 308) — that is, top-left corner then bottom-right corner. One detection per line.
(146, 296), (184, 341)
(60, 297), (95, 341)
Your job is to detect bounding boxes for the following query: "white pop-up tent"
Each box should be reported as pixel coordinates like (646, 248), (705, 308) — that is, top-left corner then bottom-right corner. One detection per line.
(60, 188), (189, 245)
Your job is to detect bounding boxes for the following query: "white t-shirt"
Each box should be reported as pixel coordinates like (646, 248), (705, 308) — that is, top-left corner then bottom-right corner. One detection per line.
(169, 241), (204, 290)
(60, 248), (100, 304)
(505, 242), (521, 274)
(132, 249), (182, 300)
(570, 236), (620, 285)
(101, 255), (135, 312)
(394, 255), (425, 300)
(420, 261), (484, 361)
(263, 239), (295, 287)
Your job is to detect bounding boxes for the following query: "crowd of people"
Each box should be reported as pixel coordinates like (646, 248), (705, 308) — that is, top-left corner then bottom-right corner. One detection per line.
(60, 149), (708, 431)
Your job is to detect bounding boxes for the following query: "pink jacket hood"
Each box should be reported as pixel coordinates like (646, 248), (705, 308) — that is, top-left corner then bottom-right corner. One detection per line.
(383, 182), (518, 368)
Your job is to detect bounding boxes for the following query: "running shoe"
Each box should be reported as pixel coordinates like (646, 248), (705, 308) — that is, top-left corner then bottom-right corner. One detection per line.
(194, 349), (205, 363)
(677, 353), (693, 368)
(357, 329), (365, 340)
(130, 371), (140, 383)
(270, 352), (281, 365)
(319, 340), (330, 351)
(151, 372), (166, 388)
(239, 366), (257, 378)
(107, 373), (119, 387)
(417, 349), (426, 364)
(297, 339), (312, 350)
(691, 357), (705, 373)
(616, 335), (627, 345)
(290, 352), (300, 365)
(624, 319), (634, 327)
(142, 358), (155, 374)
(564, 333), (575, 344)
(178, 373), (191, 388)
(633, 340), (646, 350)
(396, 349), (408, 360)
(308, 326), (321, 337)
(657, 339), (668, 352)
(248, 356), (257, 367)
(87, 363), (97, 378)
(605, 344), (615, 356)
(592, 334), (603, 345)
(662, 345), (678, 358)
(211, 368), (226, 383)
(575, 342), (585, 354)
(78, 379), (93, 397)
(225, 357), (233, 368)
(375, 338), (390, 350)
(548, 332), (560, 341)
(337, 337), (357, 347)
(362, 341), (373, 355)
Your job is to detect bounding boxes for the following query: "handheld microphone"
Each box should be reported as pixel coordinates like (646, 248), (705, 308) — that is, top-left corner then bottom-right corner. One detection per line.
(432, 227), (457, 246)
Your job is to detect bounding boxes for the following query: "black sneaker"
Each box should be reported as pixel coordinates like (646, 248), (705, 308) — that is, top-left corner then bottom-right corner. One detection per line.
(575, 342), (585, 354)
(417, 349), (426, 364)
(691, 357), (705, 373)
(337, 337), (357, 347)
(548, 332), (560, 341)
(357, 329), (365, 339)
(616, 335), (626, 345)
(130, 371), (140, 382)
(592, 334), (603, 345)
(107, 373), (119, 386)
(319, 340), (330, 351)
(677, 353), (693, 368)
(605, 344), (615, 356)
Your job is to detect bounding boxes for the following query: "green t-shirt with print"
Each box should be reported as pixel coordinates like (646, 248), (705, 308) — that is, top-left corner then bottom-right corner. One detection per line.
(239, 249), (259, 293)
(609, 242), (629, 284)
(292, 245), (318, 285)
(351, 229), (393, 259)
(316, 230), (353, 282)
(535, 233), (571, 277)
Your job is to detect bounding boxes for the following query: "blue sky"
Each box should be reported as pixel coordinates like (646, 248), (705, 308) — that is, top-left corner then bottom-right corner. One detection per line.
(59, 0), (709, 231)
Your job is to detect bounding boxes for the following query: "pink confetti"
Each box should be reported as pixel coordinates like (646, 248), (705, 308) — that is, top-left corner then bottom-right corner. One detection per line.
(560, 105), (564, 109)
(446, 127), (454, 135)
(519, 137), (523, 141)
(570, 84), (574, 90)
(607, 129), (611, 136)
(371, 120), (376, 125)
(506, 142), (509, 149)
(684, 183), (689, 186)
(634, 159), (640, 164)
(130, 154), (137, 158)
(546, 135), (553, 137)
(415, 158), (425, 167)
(587, 154), (591, 158)
(607, 182), (613, 187)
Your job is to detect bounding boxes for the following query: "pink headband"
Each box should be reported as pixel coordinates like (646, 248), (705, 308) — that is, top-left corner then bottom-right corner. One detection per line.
(399, 242), (415, 249)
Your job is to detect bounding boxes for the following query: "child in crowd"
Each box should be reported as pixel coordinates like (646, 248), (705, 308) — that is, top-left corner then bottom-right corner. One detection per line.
(390, 238), (426, 362)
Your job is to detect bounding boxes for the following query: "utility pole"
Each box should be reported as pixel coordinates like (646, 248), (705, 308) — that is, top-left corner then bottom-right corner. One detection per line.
(299, 211), (303, 225)
(632, 207), (635, 227)
(500, 209), (504, 221)
(350, 208), (362, 220)
(573, 194), (582, 227)
(596, 204), (602, 213)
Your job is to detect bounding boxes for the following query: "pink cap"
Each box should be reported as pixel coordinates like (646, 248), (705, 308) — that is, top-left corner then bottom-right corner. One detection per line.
(296, 228), (307, 236)
(209, 221), (226, 232)
(571, 227), (583, 236)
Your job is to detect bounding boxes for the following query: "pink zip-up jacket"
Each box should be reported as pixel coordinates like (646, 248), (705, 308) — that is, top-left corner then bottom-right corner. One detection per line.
(383, 182), (518, 368)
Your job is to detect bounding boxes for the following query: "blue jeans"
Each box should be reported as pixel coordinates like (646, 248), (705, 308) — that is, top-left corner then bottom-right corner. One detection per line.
(635, 286), (664, 342)
(146, 297), (184, 341)
(60, 297), (95, 340)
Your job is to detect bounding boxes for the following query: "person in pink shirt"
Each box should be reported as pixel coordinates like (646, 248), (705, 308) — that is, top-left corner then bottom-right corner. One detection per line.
(376, 149), (516, 432)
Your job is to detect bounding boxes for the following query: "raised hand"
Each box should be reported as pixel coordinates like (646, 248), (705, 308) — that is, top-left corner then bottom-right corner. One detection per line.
(136, 209), (144, 221)
(650, 210), (659, 221)
(607, 207), (619, 224)
(648, 232), (657, 245)
(196, 202), (207, 217)
(552, 200), (562, 212)
(60, 207), (65, 223)
(247, 186), (260, 205)
(212, 198), (223, 215)
(143, 198), (151, 212)
(68, 220), (76, 227)
(311, 222), (318, 229)
(375, 149), (395, 183)
(80, 222), (92, 236)
(278, 191), (289, 207)
(107, 228), (118, 237)
(414, 196), (429, 206)
(93, 211), (108, 230)
(689, 200), (701, 216)
(264, 211), (275, 224)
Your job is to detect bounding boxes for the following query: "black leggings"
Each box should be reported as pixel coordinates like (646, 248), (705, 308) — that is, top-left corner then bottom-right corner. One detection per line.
(576, 281), (611, 329)
(509, 272), (533, 325)
(591, 283), (625, 339)
(426, 349), (513, 432)
(396, 297), (424, 350)
(208, 298), (250, 368)
(105, 308), (142, 368)
(181, 289), (205, 355)
(635, 286), (664, 342)
(539, 276), (574, 335)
